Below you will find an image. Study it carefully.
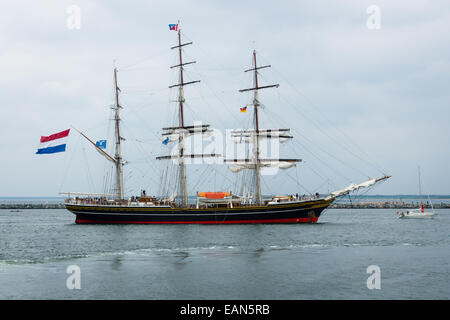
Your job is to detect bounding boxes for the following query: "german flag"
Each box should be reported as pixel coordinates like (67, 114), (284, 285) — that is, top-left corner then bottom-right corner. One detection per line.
(240, 106), (247, 113)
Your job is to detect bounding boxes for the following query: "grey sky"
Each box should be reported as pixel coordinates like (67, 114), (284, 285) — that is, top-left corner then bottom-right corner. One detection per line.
(1, 0), (449, 197)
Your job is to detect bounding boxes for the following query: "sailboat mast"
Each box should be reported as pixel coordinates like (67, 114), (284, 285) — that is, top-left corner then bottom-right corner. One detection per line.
(418, 165), (422, 198)
(113, 67), (124, 200)
(252, 50), (262, 205)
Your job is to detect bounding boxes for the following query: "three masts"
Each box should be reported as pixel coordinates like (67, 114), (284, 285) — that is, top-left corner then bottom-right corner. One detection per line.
(62, 26), (390, 223)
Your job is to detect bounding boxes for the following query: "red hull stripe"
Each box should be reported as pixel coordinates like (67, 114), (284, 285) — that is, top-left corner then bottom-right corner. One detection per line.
(75, 217), (318, 224)
(40, 129), (70, 143)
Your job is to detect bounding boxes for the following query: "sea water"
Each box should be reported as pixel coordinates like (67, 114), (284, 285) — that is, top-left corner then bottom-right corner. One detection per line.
(0, 208), (448, 299)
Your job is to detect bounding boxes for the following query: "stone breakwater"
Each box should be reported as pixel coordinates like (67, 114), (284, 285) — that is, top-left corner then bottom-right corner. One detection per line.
(1, 201), (450, 209)
(1, 203), (65, 209)
(330, 201), (450, 209)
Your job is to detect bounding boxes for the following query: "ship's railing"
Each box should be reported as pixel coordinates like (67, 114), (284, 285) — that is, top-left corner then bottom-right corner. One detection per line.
(63, 195), (173, 207)
(64, 197), (119, 206)
(266, 193), (322, 205)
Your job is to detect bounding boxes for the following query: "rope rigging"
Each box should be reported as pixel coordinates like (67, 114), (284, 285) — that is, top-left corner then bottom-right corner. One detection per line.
(61, 29), (389, 202)
(258, 52), (388, 175)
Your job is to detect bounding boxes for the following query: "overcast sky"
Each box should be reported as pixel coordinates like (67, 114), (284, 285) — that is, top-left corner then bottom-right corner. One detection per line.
(1, 0), (449, 197)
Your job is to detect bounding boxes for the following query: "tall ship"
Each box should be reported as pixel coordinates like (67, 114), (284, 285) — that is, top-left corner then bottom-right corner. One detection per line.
(62, 27), (390, 224)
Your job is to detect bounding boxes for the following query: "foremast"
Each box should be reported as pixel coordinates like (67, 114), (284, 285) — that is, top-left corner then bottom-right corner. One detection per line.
(226, 50), (301, 205)
(251, 51), (264, 205)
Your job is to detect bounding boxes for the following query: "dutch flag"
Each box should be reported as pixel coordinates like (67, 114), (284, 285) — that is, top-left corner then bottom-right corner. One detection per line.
(36, 129), (70, 154)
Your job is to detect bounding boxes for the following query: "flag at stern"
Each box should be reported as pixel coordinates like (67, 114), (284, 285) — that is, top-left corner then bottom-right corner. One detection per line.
(36, 129), (70, 154)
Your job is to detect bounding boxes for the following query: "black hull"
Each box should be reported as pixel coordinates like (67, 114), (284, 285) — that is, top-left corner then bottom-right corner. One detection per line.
(66, 199), (333, 224)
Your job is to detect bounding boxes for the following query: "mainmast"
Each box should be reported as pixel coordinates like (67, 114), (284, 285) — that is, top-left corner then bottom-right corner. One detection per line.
(173, 28), (198, 207)
(157, 26), (218, 207)
(113, 67), (124, 200)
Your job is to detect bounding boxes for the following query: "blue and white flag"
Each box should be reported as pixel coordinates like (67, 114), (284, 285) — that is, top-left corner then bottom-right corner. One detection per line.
(162, 137), (169, 145)
(96, 140), (107, 149)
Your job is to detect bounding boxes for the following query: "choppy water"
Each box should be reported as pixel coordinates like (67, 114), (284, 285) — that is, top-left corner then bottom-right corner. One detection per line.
(0, 208), (448, 299)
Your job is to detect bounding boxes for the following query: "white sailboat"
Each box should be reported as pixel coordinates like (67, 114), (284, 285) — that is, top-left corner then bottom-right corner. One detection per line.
(397, 166), (435, 219)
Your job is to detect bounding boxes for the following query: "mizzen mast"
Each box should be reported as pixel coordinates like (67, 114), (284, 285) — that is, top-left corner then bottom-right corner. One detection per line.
(113, 67), (124, 200)
(72, 67), (125, 200)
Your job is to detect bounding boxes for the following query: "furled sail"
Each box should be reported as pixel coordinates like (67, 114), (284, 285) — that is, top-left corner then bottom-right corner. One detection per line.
(163, 130), (213, 143)
(227, 160), (299, 173)
(95, 147), (116, 163)
(326, 176), (390, 200)
(72, 127), (117, 164)
(162, 125), (213, 143)
(231, 129), (293, 144)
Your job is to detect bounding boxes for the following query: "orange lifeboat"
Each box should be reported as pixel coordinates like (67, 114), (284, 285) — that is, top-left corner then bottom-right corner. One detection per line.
(198, 192), (231, 199)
